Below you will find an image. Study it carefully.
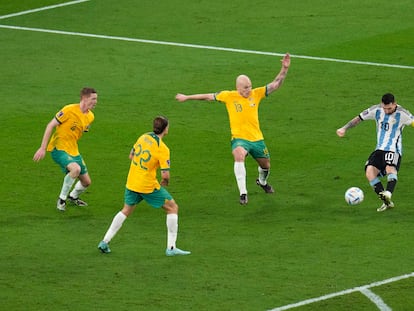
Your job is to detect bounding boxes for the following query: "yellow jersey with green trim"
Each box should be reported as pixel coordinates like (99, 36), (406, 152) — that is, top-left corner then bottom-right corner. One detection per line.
(47, 103), (94, 156)
(215, 86), (267, 141)
(126, 132), (170, 194)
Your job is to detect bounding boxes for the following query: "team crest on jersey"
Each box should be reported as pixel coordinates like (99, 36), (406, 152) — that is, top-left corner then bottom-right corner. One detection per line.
(249, 98), (256, 107)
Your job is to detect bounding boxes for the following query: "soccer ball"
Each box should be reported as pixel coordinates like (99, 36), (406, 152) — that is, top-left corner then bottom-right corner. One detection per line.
(344, 187), (364, 205)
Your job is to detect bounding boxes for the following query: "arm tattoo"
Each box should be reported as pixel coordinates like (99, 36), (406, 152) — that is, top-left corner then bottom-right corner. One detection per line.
(343, 116), (361, 130)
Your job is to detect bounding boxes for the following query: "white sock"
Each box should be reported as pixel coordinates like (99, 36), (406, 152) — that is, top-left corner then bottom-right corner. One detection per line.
(258, 166), (270, 185)
(166, 213), (178, 250)
(103, 211), (127, 243)
(69, 181), (87, 199)
(234, 161), (247, 195)
(59, 174), (76, 200)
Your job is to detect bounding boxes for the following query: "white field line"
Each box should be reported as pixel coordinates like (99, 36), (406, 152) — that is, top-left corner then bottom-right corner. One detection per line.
(0, 2), (413, 311)
(0, 0), (90, 20)
(360, 288), (392, 311)
(268, 272), (414, 311)
(0, 24), (414, 70)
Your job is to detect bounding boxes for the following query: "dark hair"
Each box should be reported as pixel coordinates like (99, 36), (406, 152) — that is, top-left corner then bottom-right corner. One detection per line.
(382, 93), (395, 105)
(80, 87), (97, 98)
(153, 116), (169, 134)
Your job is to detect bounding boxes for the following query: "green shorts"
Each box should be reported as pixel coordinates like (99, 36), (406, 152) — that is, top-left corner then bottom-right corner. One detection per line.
(231, 138), (270, 159)
(51, 149), (88, 175)
(124, 187), (173, 208)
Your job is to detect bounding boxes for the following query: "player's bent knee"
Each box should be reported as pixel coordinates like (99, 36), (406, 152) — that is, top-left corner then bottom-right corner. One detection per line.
(67, 163), (81, 176)
(164, 200), (178, 213)
(82, 181), (91, 188)
(82, 179), (91, 187)
(79, 174), (92, 187)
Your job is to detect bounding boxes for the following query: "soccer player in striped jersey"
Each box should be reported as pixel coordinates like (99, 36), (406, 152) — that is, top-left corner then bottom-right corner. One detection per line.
(33, 87), (97, 211)
(175, 53), (290, 205)
(337, 93), (414, 212)
(98, 116), (190, 256)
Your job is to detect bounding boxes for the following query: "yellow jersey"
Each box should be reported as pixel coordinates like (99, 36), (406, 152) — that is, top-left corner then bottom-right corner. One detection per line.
(215, 86), (267, 141)
(47, 103), (94, 156)
(126, 132), (170, 193)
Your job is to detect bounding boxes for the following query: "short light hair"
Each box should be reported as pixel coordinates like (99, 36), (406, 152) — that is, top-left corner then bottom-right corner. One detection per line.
(80, 87), (97, 98)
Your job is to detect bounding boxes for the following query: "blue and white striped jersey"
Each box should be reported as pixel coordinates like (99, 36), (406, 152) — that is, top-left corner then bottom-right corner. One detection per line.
(360, 104), (414, 155)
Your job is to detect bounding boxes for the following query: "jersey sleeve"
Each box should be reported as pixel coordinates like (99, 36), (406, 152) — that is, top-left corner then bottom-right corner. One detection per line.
(159, 144), (170, 171)
(214, 91), (229, 103)
(400, 108), (414, 126)
(55, 106), (70, 124)
(359, 104), (379, 121)
(405, 114), (414, 127)
(256, 86), (266, 98)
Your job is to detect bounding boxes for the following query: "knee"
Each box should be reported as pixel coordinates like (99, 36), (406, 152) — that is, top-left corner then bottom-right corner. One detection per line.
(82, 179), (91, 187)
(165, 201), (179, 214)
(121, 205), (134, 217)
(365, 166), (377, 180)
(68, 163), (81, 178)
(233, 154), (245, 162)
(259, 159), (271, 170)
(171, 203), (179, 214)
(78, 173), (92, 187)
(232, 147), (247, 161)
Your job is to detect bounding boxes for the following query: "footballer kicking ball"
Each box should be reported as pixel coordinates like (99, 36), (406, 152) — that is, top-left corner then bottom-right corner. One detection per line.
(344, 187), (364, 205)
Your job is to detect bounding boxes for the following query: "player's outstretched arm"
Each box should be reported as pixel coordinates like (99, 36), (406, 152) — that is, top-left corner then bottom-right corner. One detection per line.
(175, 93), (215, 102)
(267, 53), (290, 95)
(33, 118), (59, 162)
(336, 116), (362, 137)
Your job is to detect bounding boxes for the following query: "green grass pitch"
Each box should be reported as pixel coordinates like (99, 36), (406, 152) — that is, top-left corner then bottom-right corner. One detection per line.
(1, 0), (414, 310)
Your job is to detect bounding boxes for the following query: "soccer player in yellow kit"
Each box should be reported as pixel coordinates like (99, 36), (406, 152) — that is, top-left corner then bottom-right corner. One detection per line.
(98, 116), (190, 256)
(176, 53), (290, 205)
(33, 87), (97, 211)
